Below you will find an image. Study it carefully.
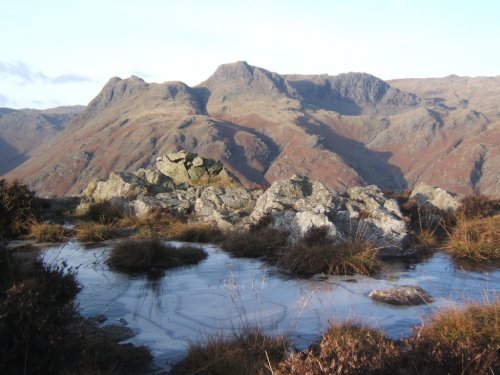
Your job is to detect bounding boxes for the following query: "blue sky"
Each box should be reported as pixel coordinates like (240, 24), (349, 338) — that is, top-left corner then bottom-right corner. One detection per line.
(1, 0), (499, 109)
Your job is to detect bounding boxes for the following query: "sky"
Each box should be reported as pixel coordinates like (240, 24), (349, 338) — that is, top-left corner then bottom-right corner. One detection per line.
(1, 0), (499, 109)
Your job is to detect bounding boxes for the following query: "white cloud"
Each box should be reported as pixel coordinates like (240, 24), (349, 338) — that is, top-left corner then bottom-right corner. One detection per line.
(0, 61), (92, 85)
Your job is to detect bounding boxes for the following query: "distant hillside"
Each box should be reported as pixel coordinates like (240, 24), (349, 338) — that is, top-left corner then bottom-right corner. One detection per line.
(3, 62), (499, 198)
(0, 106), (84, 174)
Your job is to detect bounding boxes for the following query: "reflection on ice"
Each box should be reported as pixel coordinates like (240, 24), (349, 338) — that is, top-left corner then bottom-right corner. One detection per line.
(41, 241), (499, 369)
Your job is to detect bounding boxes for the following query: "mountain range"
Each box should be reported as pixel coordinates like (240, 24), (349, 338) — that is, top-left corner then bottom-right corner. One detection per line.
(1, 61), (499, 197)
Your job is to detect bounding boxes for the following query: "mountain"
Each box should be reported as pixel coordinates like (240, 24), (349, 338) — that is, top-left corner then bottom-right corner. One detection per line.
(0, 106), (84, 174)
(2, 62), (499, 198)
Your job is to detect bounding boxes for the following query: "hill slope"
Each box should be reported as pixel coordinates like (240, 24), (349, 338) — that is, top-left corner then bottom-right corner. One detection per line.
(3, 63), (499, 198)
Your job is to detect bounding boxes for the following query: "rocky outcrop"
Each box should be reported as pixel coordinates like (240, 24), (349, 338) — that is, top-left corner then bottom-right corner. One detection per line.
(249, 176), (408, 248)
(410, 182), (462, 212)
(84, 170), (175, 202)
(333, 185), (409, 249)
(156, 151), (238, 186)
(369, 285), (434, 305)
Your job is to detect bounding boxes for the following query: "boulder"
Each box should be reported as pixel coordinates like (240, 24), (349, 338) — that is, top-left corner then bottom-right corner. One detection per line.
(194, 186), (259, 229)
(410, 182), (462, 212)
(91, 172), (148, 201)
(156, 150), (238, 186)
(334, 185), (409, 249)
(369, 285), (434, 305)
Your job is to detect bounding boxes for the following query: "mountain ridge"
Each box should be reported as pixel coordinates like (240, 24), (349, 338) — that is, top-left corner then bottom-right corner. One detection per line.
(2, 62), (499, 198)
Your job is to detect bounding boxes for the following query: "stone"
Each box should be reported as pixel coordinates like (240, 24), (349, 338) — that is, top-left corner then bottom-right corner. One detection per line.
(410, 182), (462, 212)
(334, 185), (408, 249)
(194, 186), (257, 229)
(91, 172), (148, 201)
(369, 285), (434, 305)
(156, 151), (238, 186)
(192, 156), (204, 167)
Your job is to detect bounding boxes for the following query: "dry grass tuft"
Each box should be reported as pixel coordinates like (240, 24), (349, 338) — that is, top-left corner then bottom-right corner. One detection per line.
(168, 221), (223, 243)
(279, 236), (381, 277)
(445, 215), (500, 261)
(29, 222), (67, 242)
(220, 227), (288, 258)
(170, 327), (288, 375)
(85, 200), (126, 224)
(75, 221), (114, 243)
(107, 238), (207, 274)
(274, 322), (401, 375)
(405, 301), (500, 374)
(416, 229), (438, 249)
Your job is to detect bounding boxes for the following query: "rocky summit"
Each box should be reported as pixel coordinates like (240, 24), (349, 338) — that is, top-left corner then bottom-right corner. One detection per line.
(2, 62), (499, 198)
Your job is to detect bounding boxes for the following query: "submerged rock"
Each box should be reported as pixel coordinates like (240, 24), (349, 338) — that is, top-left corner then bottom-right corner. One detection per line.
(369, 285), (434, 305)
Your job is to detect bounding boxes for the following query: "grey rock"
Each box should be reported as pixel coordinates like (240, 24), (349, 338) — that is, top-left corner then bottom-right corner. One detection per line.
(369, 285), (434, 305)
(192, 156), (204, 167)
(410, 182), (462, 212)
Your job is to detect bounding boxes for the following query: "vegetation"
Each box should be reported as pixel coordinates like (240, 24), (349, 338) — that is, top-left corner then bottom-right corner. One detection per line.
(170, 327), (288, 375)
(220, 227), (288, 258)
(456, 193), (500, 219)
(75, 221), (114, 242)
(168, 221), (224, 243)
(0, 252), (152, 374)
(29, 222), (67, 242)
(107, 238), (207, 274)
(405, 301), (499, 374)
(274, 322), (401, 375)
(0, 179), (40, 239)
(278, 226), (381, 276)
(445, 215), (500, 261)
(85, 200), (126, 223)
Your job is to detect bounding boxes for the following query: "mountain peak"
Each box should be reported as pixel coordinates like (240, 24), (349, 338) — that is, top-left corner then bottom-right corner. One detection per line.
(87, 76), (149, 113)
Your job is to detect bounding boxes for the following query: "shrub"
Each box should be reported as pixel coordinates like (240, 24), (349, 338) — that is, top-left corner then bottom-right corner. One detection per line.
(445, 215), (500, 261)
(220, 227), (288, 258)
(170, 327), (288, 375)
(107, 239), (207, 274)
(274, 322), (401, 375)
(457, 194), (500, 219)
(76, 221), (114, 242)
(29, 222), (66, 242)
(405, 301), (500, 374)
(86, 200), (126, 223)
(167, 221), (224, 243)
(0, 179), (39, 239)
(0, 262), (81, 374)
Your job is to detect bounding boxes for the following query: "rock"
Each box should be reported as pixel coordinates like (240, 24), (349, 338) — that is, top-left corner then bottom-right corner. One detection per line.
(134, 168), (175, 193)
(194, 186), (258, 229)
(129, 197), (163, 218)
(410, 182), (462, 212)
(272, 211), (341, 243)
(91, 172), (149, 201)
(369, 285), (434, 305)
(334, 185), (409, 249)
(156, 150), (238, 186)
(192, 156), (204, 167)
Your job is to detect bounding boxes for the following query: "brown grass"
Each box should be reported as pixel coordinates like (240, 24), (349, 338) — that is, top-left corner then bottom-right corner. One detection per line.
(107, 238), (207, 274)
(416, 229), (438, 249)
(278, 238), (381, 276)
(220, 227), (288, 258)
(274, 322), (401, 375)
(445, 215), (500, 261)
(168, 221), (223, 243)
(457, 194), (500, 219)
(85, 200), (126, 224)
(29, 222), (67, 242)
(405, 301), (500, 374)
(170, 327), (288, 375)
(75, 221), (114, 242)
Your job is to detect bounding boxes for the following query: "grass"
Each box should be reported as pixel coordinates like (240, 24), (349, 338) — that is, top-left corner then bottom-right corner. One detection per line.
(107, 238), (207, 274)
(220, 227), (288, 258)
(445, 215), (500, 261)
(274, 322), (401, 375)
(278, 234), (381, 277)
(170, 327), (288, 375)
(85, 200), (126, 224)
(405, 301), (500, 374)
(416, 229), (438, 249)
(75, 221), (114, 242)
(29, 222), (67, 242)
(457, 194), (500, 219)
(167, 221), (224, 243)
